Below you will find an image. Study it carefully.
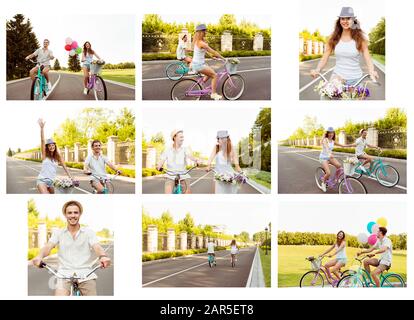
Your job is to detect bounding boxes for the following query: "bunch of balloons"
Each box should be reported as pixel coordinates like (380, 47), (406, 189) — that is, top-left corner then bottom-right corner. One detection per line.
(357, 217), (388, 246)
(64, 37), (82, 56)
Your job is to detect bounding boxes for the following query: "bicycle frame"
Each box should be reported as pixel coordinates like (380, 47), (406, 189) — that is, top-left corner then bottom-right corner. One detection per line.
(161, 166), (198, 194)
(88, 172), (119, 194)
(355, 157), (385, 177)
(306, 257), (339, 286)
(29, 59), (49, 99)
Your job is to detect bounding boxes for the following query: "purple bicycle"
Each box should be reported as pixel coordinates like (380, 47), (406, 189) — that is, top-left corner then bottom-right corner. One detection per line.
(170, 58), (245, 100)
(85, 60), (107, 100)
(315, 164), (367, 194)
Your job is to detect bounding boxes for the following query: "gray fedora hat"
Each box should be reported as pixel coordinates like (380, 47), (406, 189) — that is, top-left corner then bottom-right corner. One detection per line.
(45, 138), (56, 145)
(338, 7), (356, 18)
(217, 130), (229, 139)
(196, 24), (207, 32)
(326, 127), (335, 132)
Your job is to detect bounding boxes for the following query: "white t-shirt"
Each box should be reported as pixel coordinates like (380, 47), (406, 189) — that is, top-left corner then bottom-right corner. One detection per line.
(176, 42), (187, 60)
(85, 154), (109, 178)
(160, 146), (193, 179)
(33, 48), (53, 66)
(355, 137), (368, 156)
(374, 237), (393, 266)
(207, 242), (215, 254)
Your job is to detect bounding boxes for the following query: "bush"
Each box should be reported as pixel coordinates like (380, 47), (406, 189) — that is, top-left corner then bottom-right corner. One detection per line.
(254, 171), (271, 184)
(142, 168), (161, 177)
(300, 53), (323, 62)
(142, 50), (271, 61)
(142, 247), (227, 262)
(28, 248), (58, 260)
(107, 167), (136, 178)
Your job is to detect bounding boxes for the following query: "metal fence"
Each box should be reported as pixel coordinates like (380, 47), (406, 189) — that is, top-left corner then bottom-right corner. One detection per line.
(378, 129), (407, 149)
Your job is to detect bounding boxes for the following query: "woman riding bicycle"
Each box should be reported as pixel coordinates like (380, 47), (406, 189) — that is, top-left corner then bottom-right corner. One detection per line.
(192, 24), (226, 100)
(319, 127), (349, 192)
(36, 119), (74, 194)
(156, 129), (200, 194)
(310, 7), (378, 86)
(319, 231), (347, 287)
(206, 130), (242, 194)
(347, 128), (380, 172)
(81, 41), (102, 95)
(230, 239), (239, 265)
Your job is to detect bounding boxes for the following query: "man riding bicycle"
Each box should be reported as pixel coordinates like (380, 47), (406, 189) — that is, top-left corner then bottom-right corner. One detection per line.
(31, 200), (111, 296)
(25, 39), (54, 91)
(347, 128), (380, 172)
(357, 227), (393, 287)
(207, 239), (216, 265)
(84, 140), (122, 194)
(156, 129), (200, 194)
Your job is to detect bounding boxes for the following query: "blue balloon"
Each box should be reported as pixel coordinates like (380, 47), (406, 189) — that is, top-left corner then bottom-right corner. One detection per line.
(367, 221), (376, 234)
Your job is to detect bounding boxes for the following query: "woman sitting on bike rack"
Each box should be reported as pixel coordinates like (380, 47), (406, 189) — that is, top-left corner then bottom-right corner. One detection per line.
(25, 39), (54, 91)
(346, 128), (380, 172)
(36, 119), (74, 194)
(310, 7), (378, 87)
(177, 34), (193, 70)
(192, 24), (226, 100)
(319, 127), (349, 192)
(81, 41), (102, 95)
(206, 130), (243, 194)
(319, 231), (348, 287)
(157, 129), (200, 194)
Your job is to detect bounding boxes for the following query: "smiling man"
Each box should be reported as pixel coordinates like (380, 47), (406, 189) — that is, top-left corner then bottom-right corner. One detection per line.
(32, 200), (111, 296)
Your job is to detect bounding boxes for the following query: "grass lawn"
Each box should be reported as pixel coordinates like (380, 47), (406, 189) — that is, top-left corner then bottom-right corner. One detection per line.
(259, 248), (271, 287)
(278, 245), (407, 287)
(55, 69), (135, 86)
(371, 54), (386, 66)
(247, 171), (271, 190)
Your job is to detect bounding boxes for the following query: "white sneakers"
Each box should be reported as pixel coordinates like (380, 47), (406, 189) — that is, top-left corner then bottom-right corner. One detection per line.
(47, 82), (52, 90)
(321, 182), (327, 192)
(210, 93), (223, 100)
(360, 166), (368, 173)
(83, 88), (88, 95)
(188, 70), (196, 75)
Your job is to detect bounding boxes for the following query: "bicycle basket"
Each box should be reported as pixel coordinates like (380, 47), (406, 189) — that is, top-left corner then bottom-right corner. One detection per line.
(343, 163), (356, 176)
(310, 259), (321, 271)
(225, 62), (238, 75)
(90, 63), (103, 75)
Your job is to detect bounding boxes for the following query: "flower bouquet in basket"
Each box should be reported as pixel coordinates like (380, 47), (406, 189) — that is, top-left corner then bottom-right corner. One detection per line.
(315, 78), (370, 100)
(53, 178), (80, 193)
(343, 157), (359, 176)
(214, 171), (247, 185)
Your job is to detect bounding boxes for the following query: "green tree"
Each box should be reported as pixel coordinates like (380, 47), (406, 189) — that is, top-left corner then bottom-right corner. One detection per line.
(28, 199), (40, 229)
(68, 54), (81, 72)
(368, 18), (385, 55)
(178, 213), (195, 234)
(219, 14), (237, 29)
(53, 59), (61, 71)
(151, 132), (165, 144)
(375, 108), (407, 130)
(53, 118), (85, 148)
(238, 231), (250, 243)
(142, 14), (165, 33)
(116, 108), (136, 141)
(6, 14), (39, 80)
(7, 148), (13, 157)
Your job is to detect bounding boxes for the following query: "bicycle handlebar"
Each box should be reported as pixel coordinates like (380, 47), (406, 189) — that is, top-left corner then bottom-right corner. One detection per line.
(316, 72), (380, 87)
(160, 165), (198, 176)
(85, 171), (120, 181)
(40, 262), (102, 280)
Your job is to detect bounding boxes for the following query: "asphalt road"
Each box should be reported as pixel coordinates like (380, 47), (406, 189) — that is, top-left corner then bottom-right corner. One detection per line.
(142, 247), (256, 287)
(142, 168), (260, 194)
(278, 146), (406, 194)
(7, 72), (135, 100)
(142, 56), (271, 100)
(6, 157), (135, 194)
(28, 244), (114, 296)
(299, 57), (385, 100)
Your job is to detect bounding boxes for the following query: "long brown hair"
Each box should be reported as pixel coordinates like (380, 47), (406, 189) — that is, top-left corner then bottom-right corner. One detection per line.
(45, 143), (62, 163)
(193, 30), (206, 46)
(336, 231), (346, 246)
(215, 137), (233, 159)
(83, 41), (95, 55)
(231, 239), (237, 246)
(323, 131), (336, 140)
(328, 18), (367, 52)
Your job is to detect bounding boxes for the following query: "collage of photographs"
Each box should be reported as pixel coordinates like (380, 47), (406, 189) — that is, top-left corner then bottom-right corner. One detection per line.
(1, 0), (410, 301)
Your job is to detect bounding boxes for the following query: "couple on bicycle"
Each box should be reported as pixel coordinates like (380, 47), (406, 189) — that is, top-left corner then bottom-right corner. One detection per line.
(177, 24), (226, 100)
(319, 127), (379, 192)
(31, 200), (111, 296)
(310, 7), (379, 87)
(207, 239), (239, 266)
(25, 39), (54, 93)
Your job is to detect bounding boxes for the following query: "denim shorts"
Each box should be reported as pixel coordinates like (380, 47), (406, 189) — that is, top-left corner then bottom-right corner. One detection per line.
(192, 62), (206, 72)
(344, 78), (360, 86)
(319, 156), (330, 164)
(36, 178), (53, 188)
(337, 258), (347, 265)
(82, 63), (91, 70)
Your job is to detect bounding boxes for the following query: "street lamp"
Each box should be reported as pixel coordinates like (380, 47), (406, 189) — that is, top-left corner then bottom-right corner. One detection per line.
(265, 227), (269, 256)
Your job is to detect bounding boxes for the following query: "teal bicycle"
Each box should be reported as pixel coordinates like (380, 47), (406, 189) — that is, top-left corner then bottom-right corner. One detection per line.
(337, 255), (406, 288)
(165, 61), (191, 81)
(29, 59), (49, 100)
(353, 149), (400, 188)
(208, 253), (217, 268)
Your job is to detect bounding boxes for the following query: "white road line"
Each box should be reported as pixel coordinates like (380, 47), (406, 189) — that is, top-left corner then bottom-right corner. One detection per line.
(245, 247), (258, 287)
(290, 150), (407, 191)
(96, 79), (135, 90)
(189, 171), (211, 187)
(7, 77), (31, 84)
(142, 252), (232, 287)
(142, 67), (271, 82)
(299, 67), (334, 93)
(44, 74), (61, 101)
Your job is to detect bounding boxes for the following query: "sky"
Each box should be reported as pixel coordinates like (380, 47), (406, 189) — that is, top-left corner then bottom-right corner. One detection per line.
(143, 201), (271, 236)
(6, 106), (126, 151)
(299, 0), (384, 36)
(10, 14), (135, 67)
(279, 201), (406, 235)
(277, 105), (398, 140)
(31, 198), (114, 231)
(158, 14), (272, 29)
(143, 106), (267, 157)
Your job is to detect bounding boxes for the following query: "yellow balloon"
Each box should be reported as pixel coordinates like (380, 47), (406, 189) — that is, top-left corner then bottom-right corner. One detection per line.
(377, 217), (388, 227)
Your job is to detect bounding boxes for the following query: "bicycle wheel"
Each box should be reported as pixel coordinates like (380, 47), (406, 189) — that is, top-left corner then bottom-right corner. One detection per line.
(30, 78), (42, 100)
(381, 274), (406, 287)
(166, 63), (186, 81)
(171, 79), (202, 100)
(314, 167), (325, 190)
(338, 177), (367, 194)
(180, 180), (188, 194)
(105, 181), (114, 194)
(222, 74), (245, 100)
(337, 275), (364, 288)
(93, 76), (108, 100)
(375, 165), (399, 188)
(299, 271), (324, 288)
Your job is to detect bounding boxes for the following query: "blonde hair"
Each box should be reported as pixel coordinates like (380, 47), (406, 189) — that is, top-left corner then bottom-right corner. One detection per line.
(193, 30), (206, 46)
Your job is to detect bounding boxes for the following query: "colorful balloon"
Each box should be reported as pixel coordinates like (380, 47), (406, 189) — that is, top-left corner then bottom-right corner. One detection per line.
(367, 221), (376, 234)
(69, 49), (76, 57)
(75, 47), (82, 54)
(357, 233), (368, 244)
(372, 224), (379, 235)
(377, 217), (388, 227)
(71, 41), (78, 49)
(65, 37), (72, 45)
(368, 234), (378, 246)
(64, 44), (72, 51)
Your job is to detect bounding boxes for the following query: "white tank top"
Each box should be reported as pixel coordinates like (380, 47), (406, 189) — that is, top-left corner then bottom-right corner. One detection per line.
(192, 43), (206, 65)
(215, 151), (235, 175)
(38, 157), (58, 180)
(230, 245), (238, 254)
(335, 244), (347, 260)
(333, 39), (363, 80)
(320, 139), (334, 159)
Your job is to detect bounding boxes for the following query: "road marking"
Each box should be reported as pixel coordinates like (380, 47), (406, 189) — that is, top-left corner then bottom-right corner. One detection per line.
(287, 150), (407, 191)
(44, 74), (61, 100)
(7, 77), (31, 84)
(142, 252), (233, 287)
(189, 171), (211, 187)
(245, 247), (258, 287)
(142, 67), (271, 82)
(245, 180), (265, 194)
(299, 67), (334, 93)
(93, 78), (135, 90)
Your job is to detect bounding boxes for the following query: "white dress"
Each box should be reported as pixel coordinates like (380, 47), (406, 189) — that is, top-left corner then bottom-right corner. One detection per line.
(214, 151), (239, 194)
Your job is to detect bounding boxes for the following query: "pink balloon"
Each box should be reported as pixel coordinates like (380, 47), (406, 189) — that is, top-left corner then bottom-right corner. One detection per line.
(71, 41), (78, 49)
(368, 234), (378, 246)
(372, 224), (379, 235)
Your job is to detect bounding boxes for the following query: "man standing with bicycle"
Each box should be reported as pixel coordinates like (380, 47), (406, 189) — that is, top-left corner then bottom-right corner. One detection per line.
(357, 227), (393, 287)
(25, 39), (54, 91)
(84, 140), (122, 194)
(31, 200), (111, 296)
